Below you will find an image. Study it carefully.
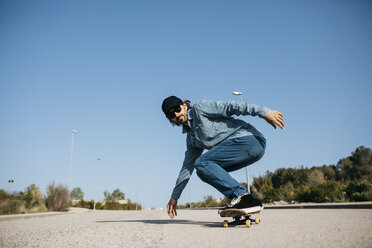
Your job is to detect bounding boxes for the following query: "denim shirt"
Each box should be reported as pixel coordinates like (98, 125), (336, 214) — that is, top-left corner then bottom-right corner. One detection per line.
(171, 100), (269, 200)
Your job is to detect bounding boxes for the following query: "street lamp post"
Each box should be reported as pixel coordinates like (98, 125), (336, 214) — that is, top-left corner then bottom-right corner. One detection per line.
(68, 130), (78, 200)
(232, 92), (250, 193)
(189, 184), (192, 209)
(8, 180), (14, 194)
(136, 179), (140, 210)
(94, 158), (102, 210)
(144, 188), (150, 210)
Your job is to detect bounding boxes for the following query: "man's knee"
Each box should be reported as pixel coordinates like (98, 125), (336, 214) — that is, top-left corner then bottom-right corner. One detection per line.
(194, 156), (210, 180)
(248, 145), (265, 163)
(194, 155), (207, 169)
(196, 170), (208, 183)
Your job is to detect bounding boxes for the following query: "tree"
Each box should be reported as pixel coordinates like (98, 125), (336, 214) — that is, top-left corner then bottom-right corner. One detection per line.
(320, 164), (337, 180)
(112, 188), (125, 200)
(104, 188), (125, 201)
(70, 187), (84, 200)
(337, 146), (372, 180)
(104, 191), (113, 201)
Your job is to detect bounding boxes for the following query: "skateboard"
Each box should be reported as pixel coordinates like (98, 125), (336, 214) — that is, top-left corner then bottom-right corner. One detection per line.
(219, 208), (261, 228)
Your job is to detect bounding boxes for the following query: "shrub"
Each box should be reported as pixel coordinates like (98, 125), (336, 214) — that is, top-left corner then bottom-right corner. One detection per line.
(71, 199), (91, 209)
(1, 188), (48, 214)
(103, 200), (121, 210)
(297, 181), (345, 203)
(0, 199), (23, 215)
(93, 201), (103, 210)
(0, 190), (25, 215)
(203, 195), (217, 207)
(345, 180), (372, 200)
(263, 188), (283, 203)
(280, 182), (296, 202)
(22, 184), (45, 209)
(350, 191), (372, 201)
(46, 182), (69, 211)
(308, 169), (325, 186)
(296, 186), (312, 202)
(0, 189), (13, 201)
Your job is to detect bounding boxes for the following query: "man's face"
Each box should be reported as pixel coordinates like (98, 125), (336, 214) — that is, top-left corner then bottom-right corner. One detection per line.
(168, 103), (188, 125)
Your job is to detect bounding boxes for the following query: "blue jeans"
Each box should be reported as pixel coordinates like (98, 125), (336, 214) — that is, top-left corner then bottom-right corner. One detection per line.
(194, 135), (265, 199)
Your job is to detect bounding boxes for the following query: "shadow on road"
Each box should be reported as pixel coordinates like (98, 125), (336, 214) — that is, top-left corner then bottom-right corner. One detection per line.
(96, 219), (221, 228)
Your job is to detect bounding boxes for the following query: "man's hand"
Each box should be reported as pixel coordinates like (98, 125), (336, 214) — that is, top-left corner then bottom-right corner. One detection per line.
(265, 110), (285, 129)
(166, 198), (178, 219)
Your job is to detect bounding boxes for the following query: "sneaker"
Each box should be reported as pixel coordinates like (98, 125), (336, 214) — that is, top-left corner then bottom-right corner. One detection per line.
(219, 193), (263, 214)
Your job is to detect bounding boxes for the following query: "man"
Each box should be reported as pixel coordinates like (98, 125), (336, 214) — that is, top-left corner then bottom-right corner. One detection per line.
(162, 96), (284, 219)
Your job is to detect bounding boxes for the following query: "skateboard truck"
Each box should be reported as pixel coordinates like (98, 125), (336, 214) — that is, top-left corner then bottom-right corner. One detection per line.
(220, 209), (261, 228)
(223, 215), (260, 228)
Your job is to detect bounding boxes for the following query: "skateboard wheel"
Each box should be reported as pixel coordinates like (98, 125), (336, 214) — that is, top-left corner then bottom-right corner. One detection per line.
(223, 220), (228, 228)
(255, 218), (260, 224)
(245, 220), (251, 228)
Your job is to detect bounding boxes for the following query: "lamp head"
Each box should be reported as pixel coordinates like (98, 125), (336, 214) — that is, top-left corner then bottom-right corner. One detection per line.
(232, 92), (242, 95)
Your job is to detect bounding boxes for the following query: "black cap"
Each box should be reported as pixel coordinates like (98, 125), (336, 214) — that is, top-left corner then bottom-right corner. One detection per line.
(162, 96), (182, 116)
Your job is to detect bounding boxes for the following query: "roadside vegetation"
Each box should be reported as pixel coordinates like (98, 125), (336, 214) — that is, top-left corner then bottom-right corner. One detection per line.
(178, 146), (372, 208)
(178, 195), (229, 209)
(72, 188), (141, 210)
(0, 184), (141, 215)
(2, 146), (370, 213)
(0, 182), (66, 215)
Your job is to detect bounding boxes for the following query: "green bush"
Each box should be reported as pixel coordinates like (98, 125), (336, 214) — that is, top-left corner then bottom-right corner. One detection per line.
(22, 184), (45, 210)
(178, 196), (229, 209)
(280, 183), (296, 202)
(72, 199), (92, 209)
(350, 191), (372, 201)
(0, 199), (23, 215)
(263, 188), (283, 203)
(124, 201), (140, 210)
(345, 180), (372, 200)
(94, 202), (103, 209)
(309, 184), (333, 203)
(0, 190), (24, 215)
(103, 200), (122, 210)
(102, 200), (141, 210)
(296, 186), (311, 202)
(88, 201), (104, 210)
(296, 181), (345, 203)
(71, 199), (141, 210)
(0, 189), (13, 201)
(0, 186), (48, 214)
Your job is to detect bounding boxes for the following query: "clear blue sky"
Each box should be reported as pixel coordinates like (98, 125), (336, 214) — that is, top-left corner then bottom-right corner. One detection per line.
(1, 0), (371, 209)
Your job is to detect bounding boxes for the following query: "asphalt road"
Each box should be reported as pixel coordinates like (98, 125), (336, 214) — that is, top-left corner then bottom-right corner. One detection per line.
(1, 208), (371, 248)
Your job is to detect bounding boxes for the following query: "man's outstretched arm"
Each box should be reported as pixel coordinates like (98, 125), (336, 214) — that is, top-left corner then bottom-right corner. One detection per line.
(166, 142), (203, 219)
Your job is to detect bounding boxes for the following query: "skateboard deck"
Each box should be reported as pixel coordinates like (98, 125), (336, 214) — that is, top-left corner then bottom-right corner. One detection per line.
(219, 208), (261, 228)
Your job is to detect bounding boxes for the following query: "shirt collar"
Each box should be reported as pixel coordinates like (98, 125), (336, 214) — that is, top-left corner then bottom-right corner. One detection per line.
(182, 109), (192, 134)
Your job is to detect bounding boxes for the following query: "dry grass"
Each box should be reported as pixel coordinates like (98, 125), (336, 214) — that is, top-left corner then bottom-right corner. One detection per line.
(46, 182), (69, 211)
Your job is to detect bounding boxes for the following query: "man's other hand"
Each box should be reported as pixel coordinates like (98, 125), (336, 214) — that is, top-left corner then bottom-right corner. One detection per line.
(166, 198), (178, 219)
